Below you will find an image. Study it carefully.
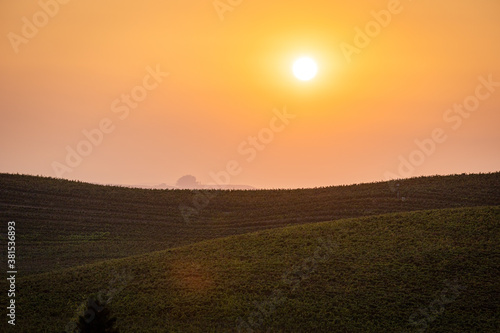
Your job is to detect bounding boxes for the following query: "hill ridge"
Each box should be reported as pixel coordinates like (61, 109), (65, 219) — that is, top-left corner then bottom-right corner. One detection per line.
(17, 205), (500, 332)
(17, 204), (498, 279)
(1, 172), (499, 275)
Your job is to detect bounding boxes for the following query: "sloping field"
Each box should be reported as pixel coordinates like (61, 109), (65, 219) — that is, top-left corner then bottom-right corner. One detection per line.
(1, 172), (499, 275)
(16, 206), (500, 332)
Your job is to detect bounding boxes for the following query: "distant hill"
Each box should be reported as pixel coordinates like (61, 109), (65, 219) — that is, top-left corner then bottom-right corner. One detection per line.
(17, 206), (500, 332)
(0, 172), (499, 275)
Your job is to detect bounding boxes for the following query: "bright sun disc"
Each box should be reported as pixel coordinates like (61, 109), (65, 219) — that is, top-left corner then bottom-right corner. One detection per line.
(293, 57), (318, 81)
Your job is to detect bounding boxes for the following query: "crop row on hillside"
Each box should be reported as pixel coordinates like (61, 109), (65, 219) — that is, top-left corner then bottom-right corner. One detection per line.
(1, 172), (499, 274)
(14, 206), (500, 332)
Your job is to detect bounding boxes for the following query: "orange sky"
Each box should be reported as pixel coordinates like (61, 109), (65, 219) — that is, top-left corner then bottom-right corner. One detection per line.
(1, 0), (499, 188)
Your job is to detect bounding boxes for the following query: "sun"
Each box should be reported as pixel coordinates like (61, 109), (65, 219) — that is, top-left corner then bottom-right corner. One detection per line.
(292, 57), (318, 81)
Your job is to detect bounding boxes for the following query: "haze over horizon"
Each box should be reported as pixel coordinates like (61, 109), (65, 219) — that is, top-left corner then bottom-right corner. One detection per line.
(1, 0), (499, 189)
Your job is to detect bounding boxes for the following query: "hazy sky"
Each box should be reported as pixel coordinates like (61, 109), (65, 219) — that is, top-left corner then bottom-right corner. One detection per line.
(1, 0), (499, 188)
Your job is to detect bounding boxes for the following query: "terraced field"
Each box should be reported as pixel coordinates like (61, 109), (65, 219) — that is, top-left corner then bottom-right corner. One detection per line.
(14, 206), (500, 332)
(1, 172), (499, 275)
(0, 172), (499, 332)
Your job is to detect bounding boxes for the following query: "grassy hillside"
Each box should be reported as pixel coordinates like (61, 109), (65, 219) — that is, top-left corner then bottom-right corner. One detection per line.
(1, 172), (500, 275)
(14, 206), (499, 332)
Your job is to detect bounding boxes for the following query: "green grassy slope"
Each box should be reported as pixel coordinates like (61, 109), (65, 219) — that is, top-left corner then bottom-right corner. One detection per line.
(15, 206), (500, 332)
(1, 172), (499, 275)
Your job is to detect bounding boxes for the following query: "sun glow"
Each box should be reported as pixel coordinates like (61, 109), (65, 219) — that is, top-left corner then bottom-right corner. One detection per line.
(292, 57), (318, 81)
